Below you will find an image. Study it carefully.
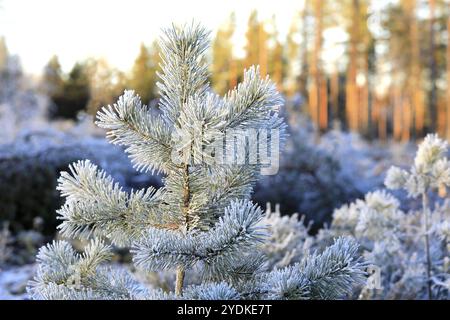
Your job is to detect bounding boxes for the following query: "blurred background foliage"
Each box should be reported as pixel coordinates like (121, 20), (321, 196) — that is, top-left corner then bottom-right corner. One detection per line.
(0, 0), (449, 258)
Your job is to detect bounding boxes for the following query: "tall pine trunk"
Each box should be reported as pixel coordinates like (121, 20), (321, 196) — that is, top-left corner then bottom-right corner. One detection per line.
(309, 0), (323, 128)
(447, 17), (450, 141)
(428, 0), (438, 131)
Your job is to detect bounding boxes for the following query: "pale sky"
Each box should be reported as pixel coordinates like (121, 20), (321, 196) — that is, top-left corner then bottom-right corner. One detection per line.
(0, 0), (307, 75)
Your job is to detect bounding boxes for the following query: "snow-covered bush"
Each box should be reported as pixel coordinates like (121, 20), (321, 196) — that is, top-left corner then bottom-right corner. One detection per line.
(329, 134), (450, 299)
(0, 129), (158, 234)
(0, 49), (50, 144)
(261, 203), (314, 269)
(27, 24), (367, 300)
(254, 126), (362, 232)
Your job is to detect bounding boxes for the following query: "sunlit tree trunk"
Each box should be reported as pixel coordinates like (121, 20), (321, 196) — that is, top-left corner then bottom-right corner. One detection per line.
(402, 97), (412, 142)
(319, 77), (328, 130)
(393, 86), (403, 140)
(229, 58), (237, 90)
(309, 0), (323, 128)
(447, 17), (450, 141)
(299, 4), (309, 100)
(346, 0), (360, 132)
(407, 0), (425, 138)
(377, 96), (387, 141)
(359, 58), (369, 135)
(428, 0), (438, 131)
(259, 23), (268, 77)
(330, 69), (340, 121)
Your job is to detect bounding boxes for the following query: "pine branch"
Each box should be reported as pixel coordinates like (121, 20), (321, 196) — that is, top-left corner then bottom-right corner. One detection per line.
(240, 237), (367, 300)
(57, 160), (174, 246)
(301, 237), (368, 299)
(157, 23), (210, 125)
(28, 239), (147, 300)
(132, 200), (267, 277)
(96, 90), (174, 174)
(223, 66), (284, 130)
(182, 282), (240, 300)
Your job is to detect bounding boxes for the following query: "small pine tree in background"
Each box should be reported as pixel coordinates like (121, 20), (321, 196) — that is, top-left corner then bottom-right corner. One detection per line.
(330, 134), (450, 299)
(27, 23), (367, 300)
(50, 62), (91, 120)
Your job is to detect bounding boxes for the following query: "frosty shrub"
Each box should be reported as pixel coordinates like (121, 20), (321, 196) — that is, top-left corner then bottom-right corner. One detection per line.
(28, 23), (367, 300)
(254, 128), (362, 232)
(331, 134), (450, 299)
(0, 129), (149, 234)
(262, 203), (314, 269)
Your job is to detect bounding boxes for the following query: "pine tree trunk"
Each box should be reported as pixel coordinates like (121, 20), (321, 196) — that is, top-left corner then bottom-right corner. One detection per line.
(229, 59), (237, 90)
(331, 69), (340, 121)
(359, 59), (369, 136)
(346, 0), (360, 132)
(377, 97), (387, 141)
(310, 0), (323, 127)
(319, 76), (328, 131)
(447, 17), (450, 141)
(393, 86), (402, 141)
(175, 266), (185, 296)
(259, 24), (267, 77)
(402, 98), (411, 142)
(428, 0), (438, 132)
(408, 0), (424, 138)
(299, 3), (309, 100)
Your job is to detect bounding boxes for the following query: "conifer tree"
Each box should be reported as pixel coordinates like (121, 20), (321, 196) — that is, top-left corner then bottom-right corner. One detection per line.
(28, 23), (367, 300)
(50, 62), (91, 119)
(129, 42), (160, 105)
(0, 37), (8, 72)
(41, 55), (64, 98)
(211, 13), (236, 95)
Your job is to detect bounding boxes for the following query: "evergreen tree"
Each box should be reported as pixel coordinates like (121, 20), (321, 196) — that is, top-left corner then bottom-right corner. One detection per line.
(28, 23), (366, 300)
(267, 17), (284, 91)
(244, 11), (269, 76)
(0, 36), (8, 72)
(50, 62), (91, 119)
(0, 37), (23, 102)
(128, 42), (160, 105)
(41, 55), (64, 98)
(211, 13), (236, 95)
(85, 58), (126, 115)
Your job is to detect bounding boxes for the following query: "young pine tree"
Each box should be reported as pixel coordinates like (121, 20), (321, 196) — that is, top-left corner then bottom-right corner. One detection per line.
(28, 23), (366, 300)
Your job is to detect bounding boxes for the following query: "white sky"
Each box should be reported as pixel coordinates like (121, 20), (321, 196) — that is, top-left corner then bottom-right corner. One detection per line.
(0, 0), (306, 74)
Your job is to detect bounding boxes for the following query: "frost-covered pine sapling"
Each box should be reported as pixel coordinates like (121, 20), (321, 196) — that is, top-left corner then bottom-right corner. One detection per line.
(28, 23), (367, 300)
(385, 134), (450, 299)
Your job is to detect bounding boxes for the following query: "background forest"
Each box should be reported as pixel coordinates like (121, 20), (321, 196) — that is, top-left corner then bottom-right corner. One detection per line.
(12, 0), (450, 140)
(0, 0), (449, 300)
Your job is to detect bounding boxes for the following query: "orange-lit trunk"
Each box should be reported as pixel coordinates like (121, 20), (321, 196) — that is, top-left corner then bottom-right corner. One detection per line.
(309, 0), (323, 127)
(447, 17), (450, 140)
(331, 70), (339, 120)
(408, 0), (424, 138)
(319, 77), (328, 130)
(402, 98), (411, 142)
(377, 97), (387, 141)
(359, 59), (369, 135)
(229, 59), (237, 90)
(299, 3), (309, 99)
(346, 0), (360, 132)
(259, 24), (267, 77)
(428, 0), (438, 131)
(393, 86), (402, 140)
